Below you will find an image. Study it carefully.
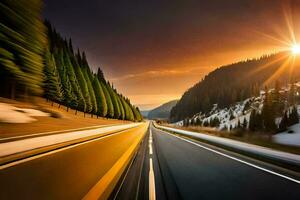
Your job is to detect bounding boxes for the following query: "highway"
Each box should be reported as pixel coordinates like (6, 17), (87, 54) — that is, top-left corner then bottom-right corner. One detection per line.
(1, 121), (300, 200)
(0, 123), (148, 200)
(114, 123), (300, 200)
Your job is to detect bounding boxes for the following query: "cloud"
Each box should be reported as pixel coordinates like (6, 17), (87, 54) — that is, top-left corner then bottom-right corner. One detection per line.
(110, 67), (211, 82)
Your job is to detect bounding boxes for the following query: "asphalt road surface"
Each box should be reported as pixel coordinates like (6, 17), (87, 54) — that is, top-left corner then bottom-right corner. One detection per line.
(115, 124), (300, 200)
(0, 124), (146, 200)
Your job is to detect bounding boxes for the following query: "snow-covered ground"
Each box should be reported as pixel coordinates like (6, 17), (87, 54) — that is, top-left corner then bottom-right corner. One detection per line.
(173, 84), (300, 147)
(179, 96), (263, 131)
(0, 103), (49, 123)
(273, 124), (300, 147)
(0, 123), (141, 158)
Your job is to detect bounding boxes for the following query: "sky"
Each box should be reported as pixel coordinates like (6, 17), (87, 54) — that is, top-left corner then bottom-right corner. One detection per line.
(44, 0), (300, 110)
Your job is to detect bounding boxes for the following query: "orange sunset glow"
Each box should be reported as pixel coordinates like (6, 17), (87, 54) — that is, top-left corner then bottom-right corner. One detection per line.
(2, 1), (300, 199)
(86, 0), (300, 110)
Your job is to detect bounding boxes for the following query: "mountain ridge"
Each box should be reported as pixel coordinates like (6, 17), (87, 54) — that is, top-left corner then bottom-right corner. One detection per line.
(148, 100), (178, 119)
(170, 51), (300, 122)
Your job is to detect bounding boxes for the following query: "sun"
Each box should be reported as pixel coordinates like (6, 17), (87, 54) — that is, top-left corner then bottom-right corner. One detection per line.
(291, 44), (300, 55)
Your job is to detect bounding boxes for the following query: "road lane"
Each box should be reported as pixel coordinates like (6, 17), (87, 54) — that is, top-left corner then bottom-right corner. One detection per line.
(112, 125), (168, 200)
(0, 123), (140, 159)
(151, 126), (300, 200)
(156, 124), (300, 170)
(0, 123), (147, 200)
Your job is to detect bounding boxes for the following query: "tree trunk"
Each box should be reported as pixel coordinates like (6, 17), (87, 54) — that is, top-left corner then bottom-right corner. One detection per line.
(51, 101), (54, 106)
(58, 104), (61, 109)
(84, 112), (86, 118)
(91, 113), (93, 118)
(75, 110), (77, 115)
(67, 107), (69, 112)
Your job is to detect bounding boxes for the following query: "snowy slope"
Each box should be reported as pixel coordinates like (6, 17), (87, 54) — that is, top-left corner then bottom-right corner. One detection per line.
(183, 95), (264, 131)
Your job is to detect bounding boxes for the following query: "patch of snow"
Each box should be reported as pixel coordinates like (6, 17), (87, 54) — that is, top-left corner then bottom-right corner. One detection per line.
(16, 108), (50, 117)
(174, 120), (183, 126)
(0, 103), (50, 123)
(273, 123), (300, 147)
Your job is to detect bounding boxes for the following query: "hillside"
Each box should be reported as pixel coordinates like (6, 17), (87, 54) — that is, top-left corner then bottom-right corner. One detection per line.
(0, 1), (142, 122)
(148, 100), (178, 119)
(178, 82), (300, 136)
(0, 97), (127, 138)
(170, 52), (300, 122)
(140, 110), (150, 118)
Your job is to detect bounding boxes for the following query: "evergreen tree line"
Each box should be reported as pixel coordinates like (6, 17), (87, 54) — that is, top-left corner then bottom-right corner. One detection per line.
(249, 83), (299, 133)
(170, 52), (300, 122)
(0, 0), (47, 98)
(183, 117), (220, 127)
(182, 81), (299, 134)
(0, 1), (142, 121)
(44, 22), (142, 121)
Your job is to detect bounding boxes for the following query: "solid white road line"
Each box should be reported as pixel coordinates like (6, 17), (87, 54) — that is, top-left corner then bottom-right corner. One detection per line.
(0, 123), (140, 157)
(149, 145), (153, 155)
(163, 131), (300, 184)
(0, 124), (114, 141)
(149, 129), (153, 155)
(0, 129), (129, 170)
(149, 158), (156, 200)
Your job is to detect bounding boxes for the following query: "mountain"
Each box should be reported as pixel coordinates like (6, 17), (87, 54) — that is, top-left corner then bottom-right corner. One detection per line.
(170, 52), (300, 122)
(148, 100), (178, 119)
(140, 110), (150, 118)
(179, 82), (300, 134)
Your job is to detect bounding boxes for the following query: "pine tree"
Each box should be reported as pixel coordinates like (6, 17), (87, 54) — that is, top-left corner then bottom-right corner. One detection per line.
(43, 50), (63, 103)
(107, 84), (121, 119)
(241, 118), (247, 129)
(249, 110), (256, 131)
(64, 51), (84, 111)
(136, 107), (143, 121)
(262, 86), (276, 132)
(237, 119), (241, 129)
(72, 64), (90, 114)
(92, 75), (107, 117)
(116, 94), (125, 120)
(102, 82), (114, 118)
(272, 80), (285, 118)
(288, 106), (299, 126)
(68, 38), (74, 55)
(55, 50), (73, 110)
(121, 97), (134, 121)
(279, 111), (288, 132)
(63, 75), (73, 111)
(0, 0), (46, 98)
(203, 120), (209, 127)
(97, 67), (105, 82)
(183, 119), (188, 127)
(289, 83), (296, 106)
(127, 100), (135, 121)
(131, 105), (141, 121)
(82, 68), (97, 115)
